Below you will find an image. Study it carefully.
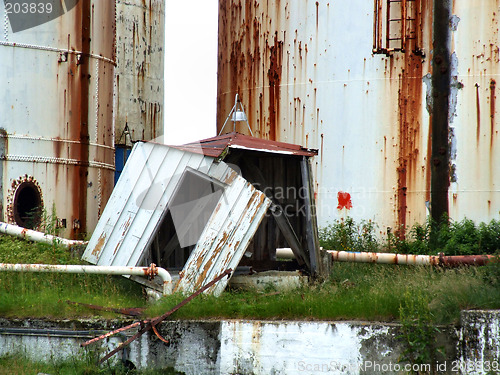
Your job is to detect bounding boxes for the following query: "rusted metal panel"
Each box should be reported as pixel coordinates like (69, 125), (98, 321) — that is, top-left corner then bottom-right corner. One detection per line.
(217, 0), (499, 233)
(0, 1), (115, 238)
(448, 1), (500, 221)
(83, 141), (271, 295)
(115, 0), (164, 143)
(172, 132), (318, 158)
(175, 174), (271, 296)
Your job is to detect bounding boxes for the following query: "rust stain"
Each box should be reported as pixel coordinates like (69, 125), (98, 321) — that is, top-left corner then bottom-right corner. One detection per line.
(63, 0), (91, 240)
(476, 83), (481, 144)
(122, 216), (132, 236)
(92, 233), (107, 257)
(113, 242), (121, 255)
(223, 169), (238, 185)
(315, 2), (319, 31)
(217, 1), (284, 140)
(425, 115), (432, 202)
(490, 79), (496, 147)
(267, 32), (284, 141)
(193, 256), (214, 291)
(396, 4), (424, 237)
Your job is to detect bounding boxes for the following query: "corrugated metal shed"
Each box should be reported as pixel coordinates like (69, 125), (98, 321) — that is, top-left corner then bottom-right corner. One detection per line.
(82, 141), (271, 295)
(171, 132), (324, 277)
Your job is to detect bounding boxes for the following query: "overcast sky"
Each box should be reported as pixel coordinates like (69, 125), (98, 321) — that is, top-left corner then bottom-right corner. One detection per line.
(164, 0), (219, 145)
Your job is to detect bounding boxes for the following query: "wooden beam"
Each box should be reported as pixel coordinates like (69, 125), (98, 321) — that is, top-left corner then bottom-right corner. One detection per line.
(241, 157), (310, 268)
(300, 157), (321, 276)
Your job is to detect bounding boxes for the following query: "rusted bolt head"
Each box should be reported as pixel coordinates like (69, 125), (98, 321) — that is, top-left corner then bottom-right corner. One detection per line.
(438, 147), (447, 155)
(434, 55), (443, 64)
(433, 158), (441, 166)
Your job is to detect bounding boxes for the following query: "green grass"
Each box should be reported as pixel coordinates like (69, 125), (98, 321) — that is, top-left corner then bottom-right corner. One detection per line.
(1, 230), (499, 325)
(0, 235), (146, 319)
(0, 352), (182, 375)
(146, 261), (500, 325)
(319, 216), (500, 255)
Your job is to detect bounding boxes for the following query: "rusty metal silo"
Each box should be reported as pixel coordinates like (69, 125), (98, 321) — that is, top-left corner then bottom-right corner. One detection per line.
(0, 1), (116, 239)
(115, 0), (164, 143)
(217, 0), (499, 234)
(113, 0), (164, 184)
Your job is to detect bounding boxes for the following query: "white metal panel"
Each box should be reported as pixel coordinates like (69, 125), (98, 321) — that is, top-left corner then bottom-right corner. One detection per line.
(175, 174), (271, 296)
(83, 142), (210, 267)
(218, 0), (500, 232)
(115, 0), (164, 142)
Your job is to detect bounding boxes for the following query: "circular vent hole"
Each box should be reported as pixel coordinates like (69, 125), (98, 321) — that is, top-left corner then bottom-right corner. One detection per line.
(13, 182), (43, 229)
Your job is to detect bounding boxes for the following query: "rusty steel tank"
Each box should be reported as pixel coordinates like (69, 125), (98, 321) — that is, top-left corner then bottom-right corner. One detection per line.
(217, 0), (500, 234)
(0, 1), (115, 239)
(115, 0), (164, 144)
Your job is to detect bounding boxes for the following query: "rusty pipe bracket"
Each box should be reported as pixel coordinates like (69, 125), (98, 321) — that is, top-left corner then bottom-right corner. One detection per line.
(438, 252), (445, 266)
(145, 263), (158, 281)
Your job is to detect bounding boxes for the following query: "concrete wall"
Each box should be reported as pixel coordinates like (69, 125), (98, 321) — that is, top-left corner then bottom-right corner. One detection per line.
(0, 311), (499, 374)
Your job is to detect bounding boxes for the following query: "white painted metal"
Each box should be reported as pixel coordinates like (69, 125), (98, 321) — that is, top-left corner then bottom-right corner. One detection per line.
(276, 248), (295, 259)
(83, 142), (212, 267)
(83, 141), (271, 295)
(329, 250), (435, 266)
(0, 222), (87, 249)
(217, 1), (500, 231)
(0, 263), (172, 296)
(0, 1), (115, 238)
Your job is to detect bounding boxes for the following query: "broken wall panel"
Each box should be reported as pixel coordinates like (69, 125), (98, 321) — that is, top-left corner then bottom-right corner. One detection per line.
(83, 142), (213, 267)
(175, 175), (271, 296)
(83, 141), (271, 295)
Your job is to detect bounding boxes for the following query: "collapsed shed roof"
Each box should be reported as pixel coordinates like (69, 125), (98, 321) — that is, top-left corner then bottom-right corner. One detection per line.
(171, 132), (318, 158)
(83, 133), (321, 295)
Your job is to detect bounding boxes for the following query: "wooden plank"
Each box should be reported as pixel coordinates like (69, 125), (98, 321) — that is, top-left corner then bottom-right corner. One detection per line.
(300, 156), (322, 276)
(87, 144), (172, 265)
(127, 151), (210, 266)
(271, 204), (309, 267)
(175, 176), (248, 290)
(209, 191), (270, 296)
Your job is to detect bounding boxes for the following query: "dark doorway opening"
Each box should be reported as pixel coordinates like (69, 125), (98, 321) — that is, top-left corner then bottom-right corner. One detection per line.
(147, 168), (225, 269)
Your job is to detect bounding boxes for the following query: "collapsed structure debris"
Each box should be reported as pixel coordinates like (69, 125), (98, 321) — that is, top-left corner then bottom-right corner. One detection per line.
(82, 133), (324, 295)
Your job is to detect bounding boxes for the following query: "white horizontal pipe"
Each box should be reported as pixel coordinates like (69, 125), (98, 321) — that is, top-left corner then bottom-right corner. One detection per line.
(0, 222), (87, 248)
(328, 250), (436, 265)
(278, 247), (433, 265)
(276, 248), (296, 259)
(275, 248), (493, 267)
(0, 263), (172, 296)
